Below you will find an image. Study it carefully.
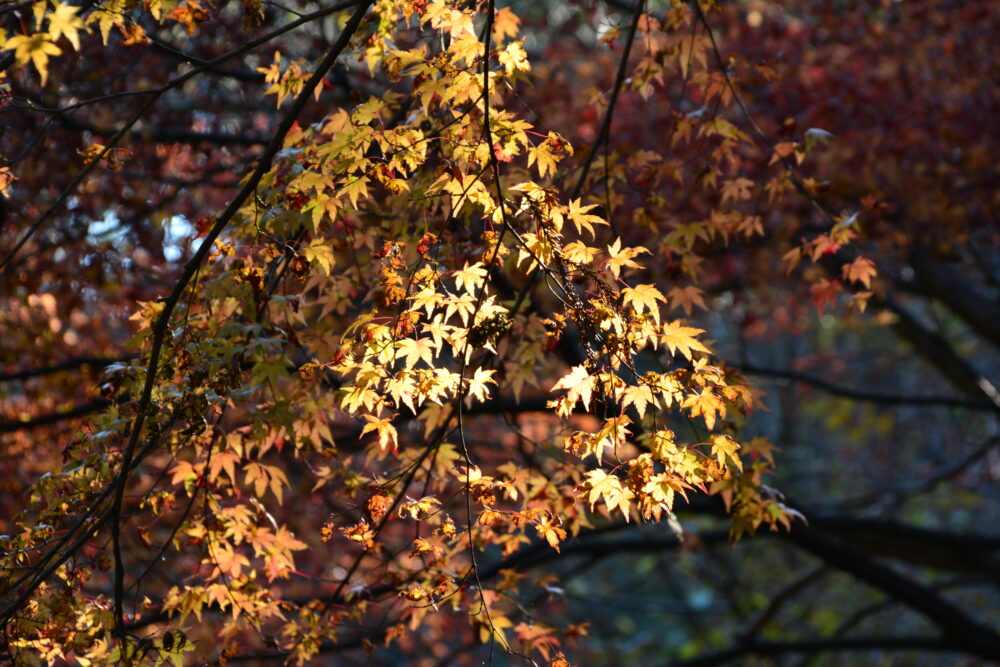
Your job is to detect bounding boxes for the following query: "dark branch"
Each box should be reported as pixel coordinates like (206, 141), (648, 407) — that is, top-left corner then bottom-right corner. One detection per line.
(879, 296), (1000, 413)
(786, 524), (1000, 661)
(0, 399), (110, 433)
(0, 356), (132, 383)
(736, 363), (994, 411)
(667, 636), (956, 667)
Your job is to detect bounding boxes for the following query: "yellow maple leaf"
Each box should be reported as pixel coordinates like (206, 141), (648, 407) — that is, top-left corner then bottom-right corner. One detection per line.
(466, 367), (497, 404)
(492, 6), (521, 42)
(395, 337), (437, 368)
(535, 517), (566, 552)
(710, 434), (742, 472)
(527, 142), (559, 180)
(565, 198), (606, 238)
(621, 384), (657, 419)
(551, 365), (595, 411)
(47, 3), (85, 51)
(361, 414), (399, 452)
(583, 469), (633, 520)
(448, 32), (482, 67)
(605, 238), (650, 278)
(452, 261), (488, 294)
(682, 388), (726, 431)
(621, 283), (667, 324)
(659, 320), (710, 360)
(4, 34), (61, 86)
(497, 40), (530, 75)
(562, 240), (600, 265)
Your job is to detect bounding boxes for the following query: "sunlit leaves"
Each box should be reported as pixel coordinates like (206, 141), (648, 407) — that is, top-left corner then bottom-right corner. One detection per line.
(497, 40), (530, 75)
(466, 367), (497, 404)
(395, 337), (437, 369)
(659, 321), (711, 360)
(361, 414), (399, 452)
(710, 434), (742, 472)
(0, 1), (806, 663)
(583, 469), (633, 520)
(452, 261), (489, 294)
(550, 365), (595, 413)
(3, 34), (61, 85)
(565, 198), (606, 238)
(45, 3), (85, 50)
(620, 284), (666, 324)
(605, 238), (650, 278)
(682, 387), (726, 431)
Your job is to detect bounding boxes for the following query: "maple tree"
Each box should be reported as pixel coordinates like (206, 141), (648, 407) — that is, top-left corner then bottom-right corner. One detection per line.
(1, 0), (999, 665)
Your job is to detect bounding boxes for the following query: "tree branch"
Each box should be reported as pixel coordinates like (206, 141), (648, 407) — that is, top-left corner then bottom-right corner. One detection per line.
(879, 295), (1000, 413)
(0, 355), (133, 383)
(0, 399), (110, 434)
(786, 524), (1000, 661)
(736, 363), (994, 411)
(667, 635), (955, 667)
(90, 2), (373, 651)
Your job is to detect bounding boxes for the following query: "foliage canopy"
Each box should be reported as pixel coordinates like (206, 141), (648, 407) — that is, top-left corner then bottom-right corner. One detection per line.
(1, 0), (998, 664)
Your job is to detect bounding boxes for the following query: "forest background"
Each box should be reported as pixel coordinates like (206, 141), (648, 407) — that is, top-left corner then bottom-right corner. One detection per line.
(1, 0), (998, 664)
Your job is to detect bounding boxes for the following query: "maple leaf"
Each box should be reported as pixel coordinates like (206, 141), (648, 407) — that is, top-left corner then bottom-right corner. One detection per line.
(621, 283), (666, 324)
(208, 450), (241, 484)
(0, 167), (15, 197)
(782, 246), (803, 273)
(410, 286), (443, 317)
(809, 277), (842, 312)
(667, 285), (707, 315)
(395, 337), (437, 368)
(621, 384), (657, 419)
(710, 434), (743, 472)
(398, 496), (440, 521)
(361, 414), (399, 452)
(272, 525), (307, 553)
(448, 32), (482, 67)
(535, 518), (567, 552)
(659, 321), (711, 360)
(808, 234), (842, 261)
(605, 238), (650, 278)
(164, 1), (209, 35)
(466, 367), (497, 404)
(842, 256), (877, 288)
(565, 198), (607, 238)
(583, 469), (633, 520)
(342, 520), (375, 549)
(210, 542), (250, 579)
(551, 365), (595, 411)
(720, 177), (754, 204)
(4, 34), (62, 86)
(301, 238), (335, 275)
(452, 261), (488, 294)
(46, 4), (85, 51)
(492, 6), (522, 42)
(263, 527), (307, 581)
(243, 463), (289, 503)
(527, 142), (559, 179)
(444, 293), (476, 325)
(682, 388), (726, 431)
(455, 465), (493, 488)
(498, 40), (530, 75)
(338, 176), (370, 209)
(409, 537), (443, 561)
(562, 240), (600, 265)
